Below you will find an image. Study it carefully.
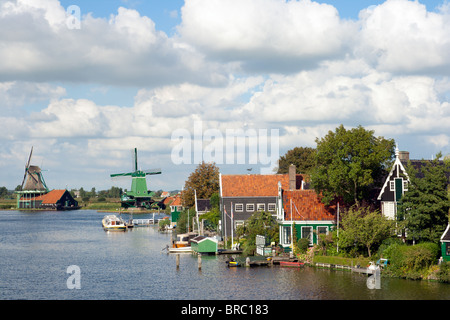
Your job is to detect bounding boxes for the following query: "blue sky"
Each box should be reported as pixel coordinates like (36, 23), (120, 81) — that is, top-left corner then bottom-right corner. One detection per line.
(1, 0), (450, 192)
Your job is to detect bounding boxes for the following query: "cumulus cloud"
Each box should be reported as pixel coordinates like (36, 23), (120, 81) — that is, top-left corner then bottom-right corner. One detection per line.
(356, 0), (450, 74)
(2, 0), (450, 190)
(0, 0), (227, 86)
(178, 0), (356, 73)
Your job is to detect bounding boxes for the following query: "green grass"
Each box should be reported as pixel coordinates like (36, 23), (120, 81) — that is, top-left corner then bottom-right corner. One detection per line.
(312, 255), (371, 268)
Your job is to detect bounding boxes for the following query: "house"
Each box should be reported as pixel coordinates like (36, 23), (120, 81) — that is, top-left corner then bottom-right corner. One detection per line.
(277, 165), (337, 250)
(163, 193), (183, 227)
(377, 147), (410, 220)
(219, 169), (304, 239)
(378, 147), (450, 220)
(440, 225), (450, 262)
(19, 189), (79, 210)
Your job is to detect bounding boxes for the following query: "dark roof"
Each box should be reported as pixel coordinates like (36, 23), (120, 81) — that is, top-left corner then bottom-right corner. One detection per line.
(196, 199), (211, 212)
(441, 225), (450, 242)
(401, 159), (450, 180)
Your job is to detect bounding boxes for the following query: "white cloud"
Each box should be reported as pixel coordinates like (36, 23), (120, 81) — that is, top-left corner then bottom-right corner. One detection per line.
(179, 0), (356, 72)
(0, 1), (227, 86)
(357, 0), (450, 74)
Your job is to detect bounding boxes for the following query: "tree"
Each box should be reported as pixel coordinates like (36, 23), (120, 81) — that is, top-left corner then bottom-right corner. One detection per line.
(398, 153), (450, 244)
(277, 147), (316, 174)
(182, 161), (220, 208)
(237, 211), (279, 256)
(339, 207), (394, 257)
(311, 124), (395, 206)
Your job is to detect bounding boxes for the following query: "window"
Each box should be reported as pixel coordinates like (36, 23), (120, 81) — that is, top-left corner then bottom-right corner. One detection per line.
(234, 220), (244, 230)
(390, 181), (395, 191)
(268, 203), (276, 212)
(235, 203), (243, 212)
(301, 226), (313, 245)
(246, 203), (255, 212)
(282, 226), (291, 245)
(317, 226), (328, 236)
(257, 203), (265, 211)
(403, 180), (408, 191)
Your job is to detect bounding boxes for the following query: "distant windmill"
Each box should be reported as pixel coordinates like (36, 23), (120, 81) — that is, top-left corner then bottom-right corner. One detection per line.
(21, 147), (49, 192)
(110, 148), (161, 209)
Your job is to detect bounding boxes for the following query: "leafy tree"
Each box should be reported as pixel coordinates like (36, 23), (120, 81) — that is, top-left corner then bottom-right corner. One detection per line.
(277, 147), (316, 174)
(398, 153), (450, 244)
(182, 161), (220, 208)
(237, 211), (279, 256)
(0, 187), (8, 198)
(311, 124), (395, 206)
(339, 207), (394, 257)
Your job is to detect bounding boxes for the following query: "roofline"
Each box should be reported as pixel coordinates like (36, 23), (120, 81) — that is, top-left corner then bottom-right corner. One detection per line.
(440, 224), (450, 243)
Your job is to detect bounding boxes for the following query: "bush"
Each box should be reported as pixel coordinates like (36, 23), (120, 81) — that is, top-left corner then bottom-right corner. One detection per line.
(383, 242), (440, 279)
(437, 261), (450, 283)
(297, 238), (310, 253)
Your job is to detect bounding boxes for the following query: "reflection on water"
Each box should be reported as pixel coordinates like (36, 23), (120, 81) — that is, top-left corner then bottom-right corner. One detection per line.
(0, 210), (449, 300)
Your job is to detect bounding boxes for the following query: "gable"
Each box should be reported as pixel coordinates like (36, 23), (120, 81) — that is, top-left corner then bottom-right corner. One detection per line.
(378, 150), (409, 201)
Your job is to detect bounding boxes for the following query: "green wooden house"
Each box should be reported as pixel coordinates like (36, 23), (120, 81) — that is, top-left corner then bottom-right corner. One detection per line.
(191, 236), (218, 254)
(440, 225), (450, 262)
(277, 166), (337, 251)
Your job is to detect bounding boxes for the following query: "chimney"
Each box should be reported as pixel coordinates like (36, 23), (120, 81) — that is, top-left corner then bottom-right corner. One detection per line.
(289, 164), (296, 190)
(398, 151), (409, 162)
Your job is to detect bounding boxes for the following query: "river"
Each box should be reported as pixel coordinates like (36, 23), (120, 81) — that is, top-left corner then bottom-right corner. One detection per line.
(0, 210), (449, 302)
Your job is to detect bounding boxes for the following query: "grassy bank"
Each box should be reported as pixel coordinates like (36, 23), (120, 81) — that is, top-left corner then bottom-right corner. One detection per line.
(312, 255), (371, 268)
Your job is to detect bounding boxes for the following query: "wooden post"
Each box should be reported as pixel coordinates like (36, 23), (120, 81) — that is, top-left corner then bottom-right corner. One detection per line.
(176, 254), (180, 269)
(198, 254), (202, 270)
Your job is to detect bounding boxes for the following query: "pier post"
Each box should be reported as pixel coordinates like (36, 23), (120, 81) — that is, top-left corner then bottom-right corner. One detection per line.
(198, 254), (202, 270)
(176, 254), (180, 269)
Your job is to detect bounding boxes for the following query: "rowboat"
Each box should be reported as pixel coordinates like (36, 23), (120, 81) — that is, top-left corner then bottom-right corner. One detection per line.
(226, 261), (240, 267)
(102, 215), (127, 231)
(279, 261), (304, 267)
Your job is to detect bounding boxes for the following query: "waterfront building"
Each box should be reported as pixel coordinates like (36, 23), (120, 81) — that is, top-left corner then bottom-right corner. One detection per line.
(219, 165), (337, 250)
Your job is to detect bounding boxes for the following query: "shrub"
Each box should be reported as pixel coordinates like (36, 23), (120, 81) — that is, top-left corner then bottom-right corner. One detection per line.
(297, 238), (310, 253)
(383, 242), (440, 279)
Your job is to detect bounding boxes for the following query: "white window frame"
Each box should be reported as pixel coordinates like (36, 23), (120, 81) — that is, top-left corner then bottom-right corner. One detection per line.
(257, 203), (265, 211)
(390, 181), (395, 191)
(403, 180), (408, 191)
(235, 203), (244, 212)
(267, 203), (276, 212)
(246, 203), (255, 212)
(281, 226), (291, 246)
(301, 226), (313, 245)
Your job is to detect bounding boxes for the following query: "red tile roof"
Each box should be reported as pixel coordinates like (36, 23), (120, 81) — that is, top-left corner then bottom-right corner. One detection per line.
(23, 189), (67, 204)
(283, 190), (335, 221)
(221, 174), (305, 197)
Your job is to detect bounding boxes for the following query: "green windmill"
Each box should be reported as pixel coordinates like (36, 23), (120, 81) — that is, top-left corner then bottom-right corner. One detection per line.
(110, 148), (161, 209)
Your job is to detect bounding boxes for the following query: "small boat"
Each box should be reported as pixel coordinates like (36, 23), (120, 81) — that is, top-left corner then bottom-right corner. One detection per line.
(168, 246), (192, 253)
(227, 261), (240, 267)
(102, 215), (127, 231)
(280, 261), (304, 267)
(172, 232), (198, 248)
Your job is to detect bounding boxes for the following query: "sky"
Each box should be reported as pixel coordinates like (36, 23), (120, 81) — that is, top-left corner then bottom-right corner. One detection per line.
(1, 0), (450, 193)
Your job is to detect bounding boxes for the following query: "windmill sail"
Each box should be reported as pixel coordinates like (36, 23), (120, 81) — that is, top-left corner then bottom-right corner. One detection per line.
(21, 147), (49, 192)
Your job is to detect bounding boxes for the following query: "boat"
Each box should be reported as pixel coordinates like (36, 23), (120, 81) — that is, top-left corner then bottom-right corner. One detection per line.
(102, 215), (127, 231)
(279, 261), (304, 267)
(168, 246), (192, 253)
(227, 261), (240, 267)
(172, 232), (198, 248)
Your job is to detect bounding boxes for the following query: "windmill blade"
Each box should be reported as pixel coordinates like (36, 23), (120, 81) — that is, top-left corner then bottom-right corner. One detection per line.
(143, 168), (162, 175)
(110, 172), (133, 178)
(21, 147), (33, 188)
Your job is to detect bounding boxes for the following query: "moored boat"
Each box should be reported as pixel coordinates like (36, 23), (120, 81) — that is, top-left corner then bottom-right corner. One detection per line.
(279, 261), (304, 267)
(102, 215), (127, 231)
